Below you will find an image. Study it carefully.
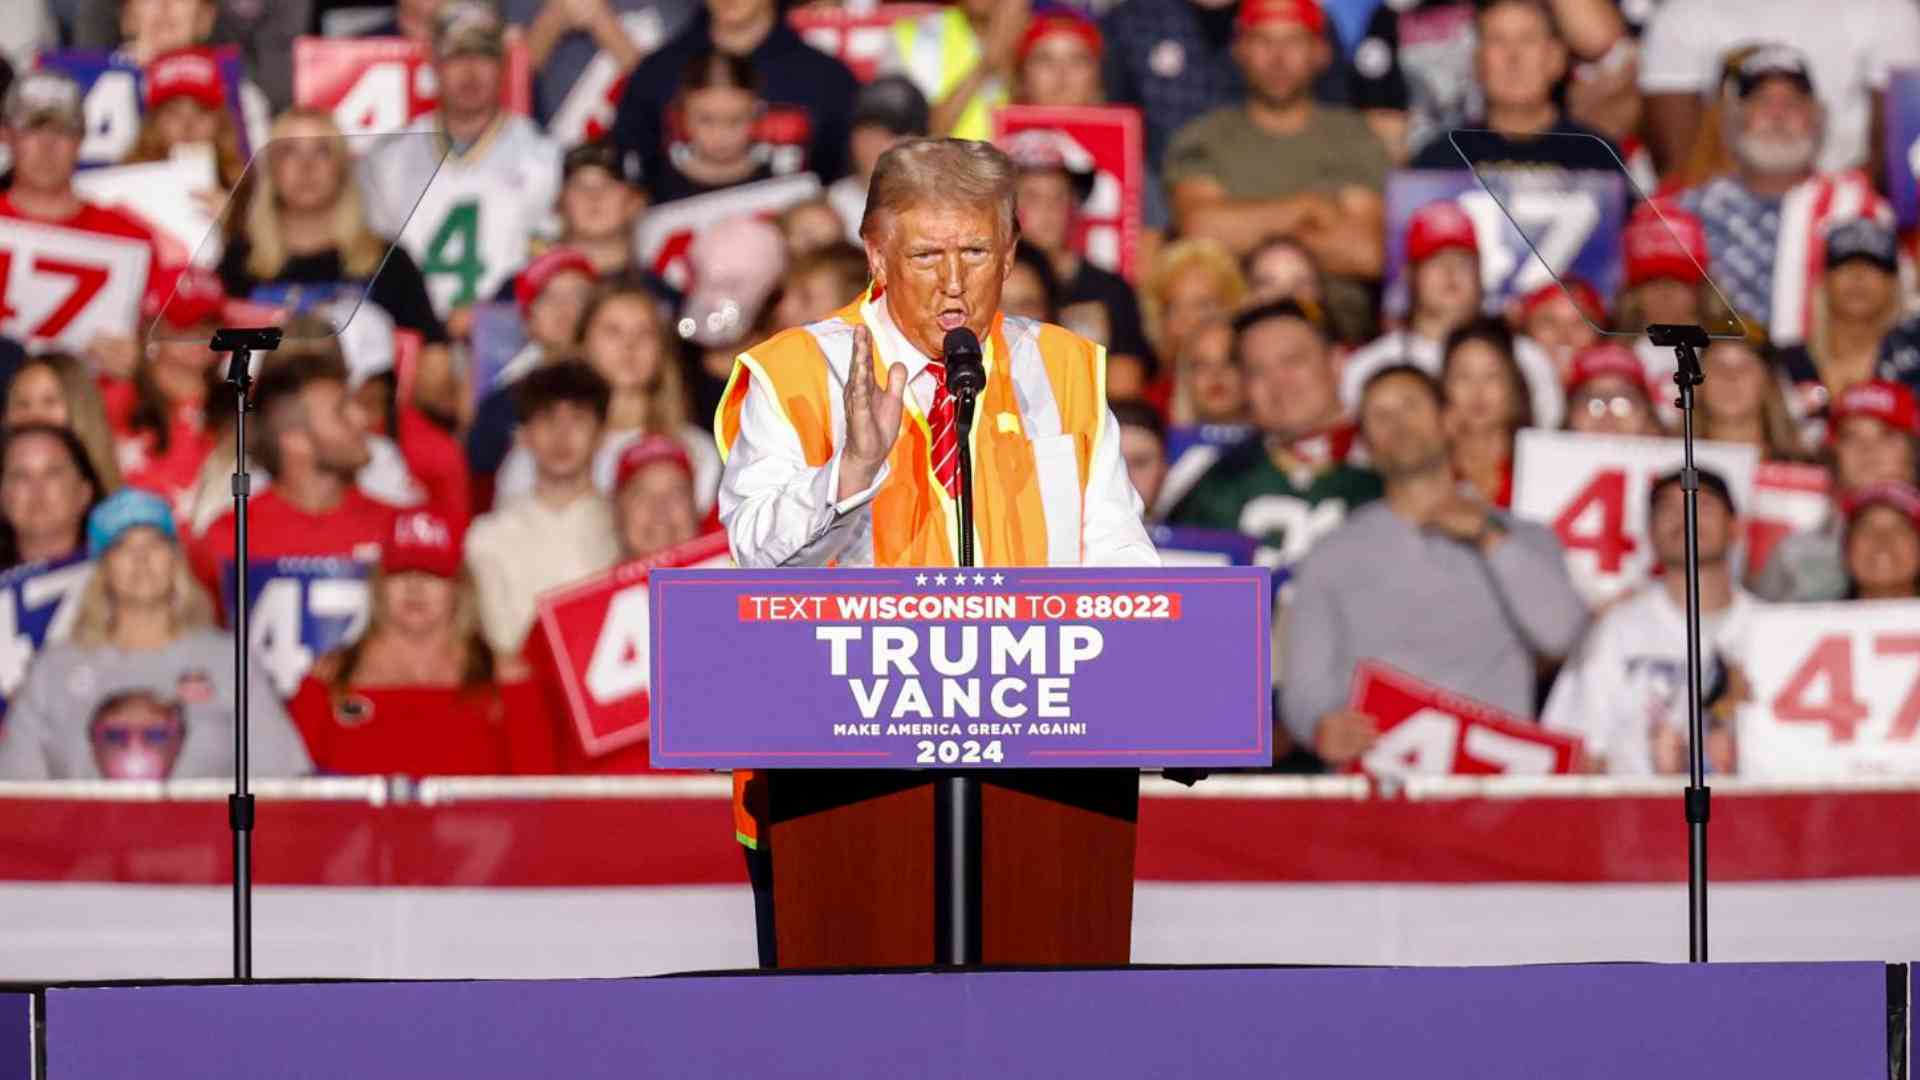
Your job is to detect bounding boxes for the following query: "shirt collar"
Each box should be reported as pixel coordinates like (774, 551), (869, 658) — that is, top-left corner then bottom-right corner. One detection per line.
(861, 291), (937, 382)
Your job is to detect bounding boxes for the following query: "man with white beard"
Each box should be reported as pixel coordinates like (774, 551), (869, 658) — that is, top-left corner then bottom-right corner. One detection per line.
(1672, 45), (1889, 342)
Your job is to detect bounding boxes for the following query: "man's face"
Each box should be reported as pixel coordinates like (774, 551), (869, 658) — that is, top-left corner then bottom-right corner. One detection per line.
(616, 463), (700, 560)
(7, 124), (81, 196)
(1635, 276), (1701, 326)
(121, 0), (210, 54)
(1018, 34), (1102, 107)
(1118, 423), (1167, 510)
(561, 167), (643, 244)
(90, 697), (186, 780)
(684, 85), (758, 168)
(1733, 79), (1821, 176)
(1360, 373), (1449, 477)
(1521, 293), (1599, 365)
(869, 200), (1014, 360)
(1476, 2), (1565, 113)
(525, 270), (596, 350)
(1833, 416), (1917, 490)
(1411, 249), (1481, 331)
(1240, 316), (1336, 438)
(2, 431), (90, 551)
(521, 402), (602, 484)
(1014, 170), (1075, 255)
(1183, 322), (1243, 423)
(1233, 23), (1324, 108)
(1650, 482), (1733, 568)
(299, 379), (373, 476)
(437, 53), (503, 120)
(103, 527), (177, 610)
(1847, 505), (1920, 596)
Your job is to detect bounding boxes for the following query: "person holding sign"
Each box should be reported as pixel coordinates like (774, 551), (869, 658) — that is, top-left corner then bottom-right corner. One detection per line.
(0, 71), (158, 371)
(0, 489), (310, 780)
(1754, 379), (1920, 602)
(1282, 365), (1585, 766)
(1543, 468), (1750, 775)
(288, 510), (558, 776)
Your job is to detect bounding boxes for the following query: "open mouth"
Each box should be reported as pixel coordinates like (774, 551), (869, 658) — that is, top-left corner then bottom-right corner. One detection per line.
(936, 310), (968, 331)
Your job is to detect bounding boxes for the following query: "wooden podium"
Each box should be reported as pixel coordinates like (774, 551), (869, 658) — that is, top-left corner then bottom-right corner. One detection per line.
(761, 768), (1139, 969)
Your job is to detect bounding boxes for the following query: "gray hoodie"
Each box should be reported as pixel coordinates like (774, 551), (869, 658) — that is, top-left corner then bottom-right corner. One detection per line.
(0, 629), (311, 780)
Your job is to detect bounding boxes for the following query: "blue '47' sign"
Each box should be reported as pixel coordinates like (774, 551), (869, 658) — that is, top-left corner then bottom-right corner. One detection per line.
(220, 557), (372, 698)
(0, 554), (92, 721)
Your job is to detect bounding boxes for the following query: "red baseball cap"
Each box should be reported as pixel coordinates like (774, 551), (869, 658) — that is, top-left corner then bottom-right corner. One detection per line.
(146, 47), (225, 110)
(144, 265), (228, 330)
(383, 510), (462, 578)
(1566, 342), (1654, 399)
(514, 248), (597, 317)
(614, 434), (694, 493)
(1829, 379), (1920, 439)
(1518, 277), (1607, 328)
(1236, 0), (1326, 34)
(1017, 11), (1103, 66)
(1624, 204), (1708, 287)
(1405, 200), (1477, 263)
(1841, 482), (1920, 532)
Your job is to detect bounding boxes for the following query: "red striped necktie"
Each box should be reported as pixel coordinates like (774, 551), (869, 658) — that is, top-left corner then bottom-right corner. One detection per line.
(923, 360), (959, 499)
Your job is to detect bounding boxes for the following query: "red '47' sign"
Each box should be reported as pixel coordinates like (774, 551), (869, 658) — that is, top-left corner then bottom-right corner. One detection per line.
(292, 36), (531, 140)
(1512, 429), (1759, 608)
(1348, 661), (1580, 778)
(1738, 600), (1920, 779)
(992, 105), (1144, 282)
(532, 531), (731, 758)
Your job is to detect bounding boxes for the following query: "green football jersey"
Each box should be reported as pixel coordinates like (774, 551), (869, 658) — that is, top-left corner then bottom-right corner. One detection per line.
(1168, 437), (1383, 570)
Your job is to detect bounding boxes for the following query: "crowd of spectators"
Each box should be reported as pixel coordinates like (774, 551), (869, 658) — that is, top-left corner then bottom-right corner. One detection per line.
(1, 0), (1919, 782)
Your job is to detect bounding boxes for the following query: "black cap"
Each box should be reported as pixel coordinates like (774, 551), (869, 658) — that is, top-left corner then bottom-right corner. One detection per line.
(1650, 467), (1736, 515)
(1824, 217), (1898, 273)
(1727, 44), (1815, 99)
(850, 75), (930, 137)
(563, 140), (643, 187)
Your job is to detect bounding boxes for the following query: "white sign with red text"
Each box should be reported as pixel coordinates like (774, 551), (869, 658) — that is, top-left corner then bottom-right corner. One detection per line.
(1349, 661), (1581, 778)
(1745, 461), (1833, 580)
(70, 151), (222, 269)
(787, 4), (939, 83)
(292, 36), (532, 141)
(992, 105), (1144, 281)
(1738, 601), (1920, 779)
(0, 218), (152, 350)
(534, 531), (732, 758)
(545, 10), (670, 146)
(1512, 429), (1759, 608)
(633, 173), (822, 291)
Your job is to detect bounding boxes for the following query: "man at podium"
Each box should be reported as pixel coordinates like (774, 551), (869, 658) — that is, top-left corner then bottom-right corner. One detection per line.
(713, 137), (1159, 968)
(715, 137), (1157, 571)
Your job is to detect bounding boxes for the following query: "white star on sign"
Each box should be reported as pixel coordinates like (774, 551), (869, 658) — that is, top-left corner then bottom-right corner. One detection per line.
(915, 573), (927, 586)
(933, 573), (947, 585)
(973, 574), (986, 585)
(950, 575), (967, 589)
(991, 573), (1005, 585)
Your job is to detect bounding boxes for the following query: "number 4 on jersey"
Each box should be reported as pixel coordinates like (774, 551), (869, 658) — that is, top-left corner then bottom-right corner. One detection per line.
(421, 200), (486, 309)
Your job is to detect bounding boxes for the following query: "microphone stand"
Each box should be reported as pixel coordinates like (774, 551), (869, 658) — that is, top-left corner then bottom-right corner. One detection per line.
(1648, 323), (1710, 963)
(936, 381), (983, 966)
(210, 326), (281, 981)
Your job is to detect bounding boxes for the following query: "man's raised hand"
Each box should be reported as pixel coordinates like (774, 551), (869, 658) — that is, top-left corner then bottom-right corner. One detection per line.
(838, 325), (908, 500)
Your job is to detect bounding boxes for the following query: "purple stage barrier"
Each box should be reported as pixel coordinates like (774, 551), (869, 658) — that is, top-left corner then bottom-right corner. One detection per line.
(25, 963), (1889, 1079)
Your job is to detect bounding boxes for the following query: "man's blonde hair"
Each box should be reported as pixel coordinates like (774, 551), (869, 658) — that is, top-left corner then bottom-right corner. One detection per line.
(859, 138), (1018, 244)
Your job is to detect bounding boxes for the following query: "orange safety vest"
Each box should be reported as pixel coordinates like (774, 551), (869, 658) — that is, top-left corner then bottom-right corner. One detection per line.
(715, 293), (1113, 846)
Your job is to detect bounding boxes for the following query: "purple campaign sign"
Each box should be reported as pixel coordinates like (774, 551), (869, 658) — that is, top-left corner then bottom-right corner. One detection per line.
(0, 992), (27, 1080)
(40, 963), (1887, 1080)
(648, 566), (1272, 769)
(1885, 70), (1920, 229)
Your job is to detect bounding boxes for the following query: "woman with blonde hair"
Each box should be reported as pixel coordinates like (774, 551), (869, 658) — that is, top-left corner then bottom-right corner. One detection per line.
(0, 490), (309, 779)
(1697, 323), (1809, 462)
(494, 282), (721, 512)
(1143, 237), (1247, 371)
(124, 47), (249, 196)
(216, 109), (453, 415)
(1774, 219), (1906, 445)
(3, 352), (125, 493)
(287, 511), (556, 776)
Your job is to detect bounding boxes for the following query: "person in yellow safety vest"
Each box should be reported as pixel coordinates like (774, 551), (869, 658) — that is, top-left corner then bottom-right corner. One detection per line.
(714, 137), (1158, 964)
(878, 0), (1029, 141)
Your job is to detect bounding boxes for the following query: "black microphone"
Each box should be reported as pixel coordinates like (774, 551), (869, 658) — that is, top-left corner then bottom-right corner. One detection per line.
(942, 327), (986, 401)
